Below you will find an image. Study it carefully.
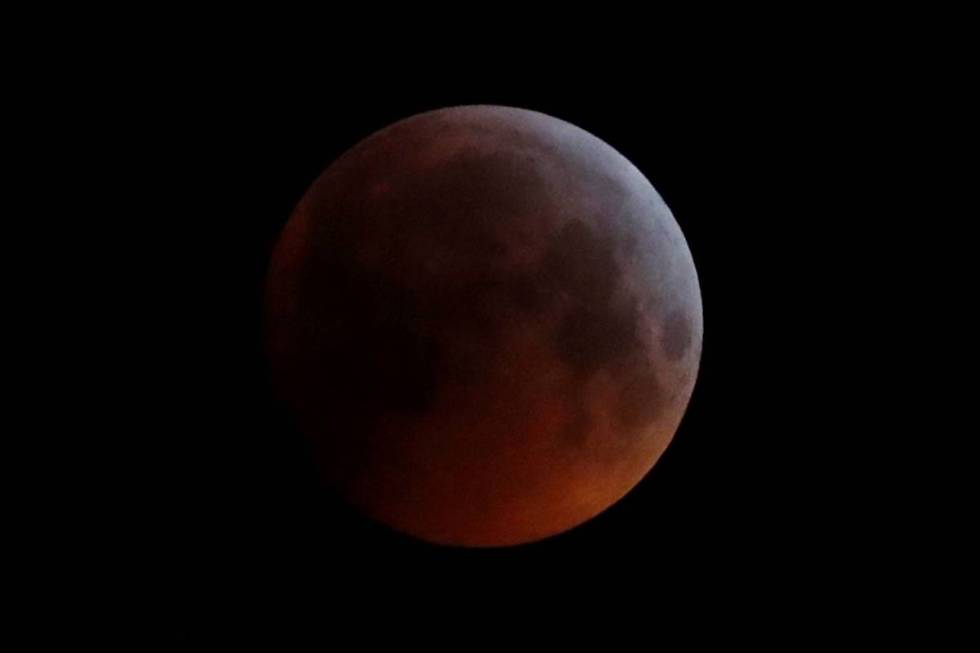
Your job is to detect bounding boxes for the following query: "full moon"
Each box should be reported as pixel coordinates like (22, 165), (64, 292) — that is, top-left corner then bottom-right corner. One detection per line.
(264, 106), (702, 547)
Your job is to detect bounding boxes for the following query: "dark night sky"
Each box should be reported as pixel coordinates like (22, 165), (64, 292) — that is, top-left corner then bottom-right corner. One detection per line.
(126, 55), (908, 639)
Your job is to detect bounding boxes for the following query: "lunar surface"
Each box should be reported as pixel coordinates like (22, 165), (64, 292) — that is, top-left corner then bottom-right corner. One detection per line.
(264, 106), (702, 547)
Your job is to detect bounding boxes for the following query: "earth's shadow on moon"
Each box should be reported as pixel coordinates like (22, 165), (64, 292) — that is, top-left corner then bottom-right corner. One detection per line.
(263, 106), (703, 548)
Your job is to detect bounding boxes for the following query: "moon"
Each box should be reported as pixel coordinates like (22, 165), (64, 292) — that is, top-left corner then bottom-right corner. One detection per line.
(264, 106), (702, 547)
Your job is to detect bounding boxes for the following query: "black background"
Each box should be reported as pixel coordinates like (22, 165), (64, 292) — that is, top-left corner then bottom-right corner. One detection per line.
(132, 59), (881, 638)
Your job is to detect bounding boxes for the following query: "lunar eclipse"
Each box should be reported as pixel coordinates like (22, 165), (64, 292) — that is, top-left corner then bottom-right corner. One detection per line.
(264, 105), (703, 547)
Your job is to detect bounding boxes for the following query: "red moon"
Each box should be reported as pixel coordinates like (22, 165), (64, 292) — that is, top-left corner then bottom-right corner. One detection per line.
(265, 106), (702, 547)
